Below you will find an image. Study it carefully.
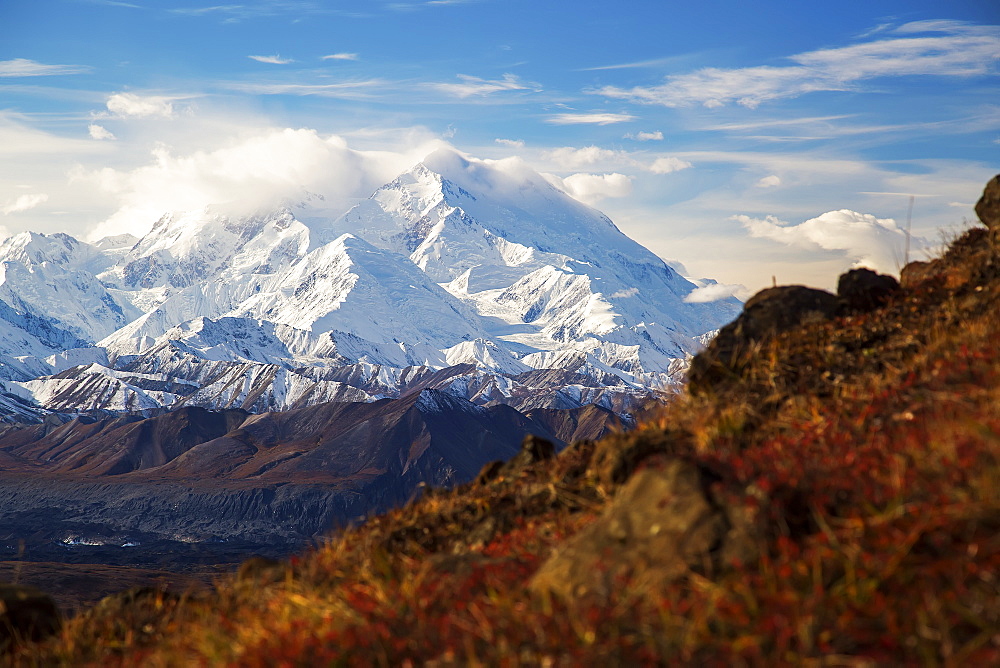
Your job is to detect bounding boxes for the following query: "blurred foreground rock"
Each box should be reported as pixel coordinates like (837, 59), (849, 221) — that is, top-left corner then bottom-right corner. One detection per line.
(530, 459), (756, 601)
(837, 268), (899, 312)
(0, 583), (60, 651)
(688, 285), (837, 394)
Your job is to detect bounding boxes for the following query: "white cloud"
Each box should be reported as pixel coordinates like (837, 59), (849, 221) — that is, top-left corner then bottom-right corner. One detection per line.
(249, 55), (295, 64)
(649, 156), (692, 174)
(557, 172), (633, 205)
(547, 112), (635, 125)
(0, 58), (90, 77)
(598, 20), (1000, 108)
(610, 287), (639, 298)
(88, 124), (116, 140)
(625, 131), (663, 141)
(495, 138), (524, 147)
(581, 57), (689, 72)
(684, 282), (748, 303)
(321, 53), (359, 61)
(389, 0), (476, 9)
(105, 92), (176, 119)
(2, 193), (48, 215)
(755, 174), (781, 188)
(225, 80), (384, 98)
(74, 128), (440, 240)
(431, 73), (537, 98)
(541, 146), (691, 175)
(702, 115), (853, 132)
(793, 21), (1000, 79)
(544, 146), (626, 169)
(735, 209), (931, 274)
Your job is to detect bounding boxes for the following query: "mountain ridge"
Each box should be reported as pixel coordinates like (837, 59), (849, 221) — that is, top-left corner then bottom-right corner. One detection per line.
(0, 148), (741, 421)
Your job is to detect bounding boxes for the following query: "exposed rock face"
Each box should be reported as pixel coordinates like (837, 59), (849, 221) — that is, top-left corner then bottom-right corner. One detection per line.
(687, 286), (838, 394)
(900, 227), (997, 291)
(899, 260), (938, 289)
(530, 460), (755, 601)
(975, 174), (1000, 230)
(523, 403), (627, 445)
(837, 268), (899, 313)
(0, 583), (60, 650)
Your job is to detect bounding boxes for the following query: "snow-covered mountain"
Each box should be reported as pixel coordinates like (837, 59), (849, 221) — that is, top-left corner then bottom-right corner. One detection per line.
(0, 149), (741, 421)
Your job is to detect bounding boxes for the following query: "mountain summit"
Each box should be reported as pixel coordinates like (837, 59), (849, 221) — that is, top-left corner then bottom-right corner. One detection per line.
(0, 149), (741, 419)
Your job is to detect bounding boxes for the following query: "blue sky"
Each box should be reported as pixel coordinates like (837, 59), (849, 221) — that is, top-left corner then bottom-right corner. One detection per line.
(1, 0), (998, 295)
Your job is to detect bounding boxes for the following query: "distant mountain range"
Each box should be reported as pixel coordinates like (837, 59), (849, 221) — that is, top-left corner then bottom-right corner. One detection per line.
(0, 148), (740, 423)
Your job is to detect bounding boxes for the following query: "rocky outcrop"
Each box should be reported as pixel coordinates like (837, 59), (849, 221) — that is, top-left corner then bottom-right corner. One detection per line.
(530, 459), (756, 601)
(688, 286), (838, 394)
(837, 268), (899, 313)
(902, 175), (1000, 291)
(975, 173), (1000, 230)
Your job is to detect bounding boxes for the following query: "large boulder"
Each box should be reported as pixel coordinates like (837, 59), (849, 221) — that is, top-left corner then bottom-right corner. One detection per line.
(837, 268), (899, 312)
(530, 460), (755, 602)
(688, 286), (838, 394)
(975, 174), (1000, 230)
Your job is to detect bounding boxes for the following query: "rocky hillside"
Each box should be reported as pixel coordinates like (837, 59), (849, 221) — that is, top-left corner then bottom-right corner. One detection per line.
(5, 177), (1000, 664)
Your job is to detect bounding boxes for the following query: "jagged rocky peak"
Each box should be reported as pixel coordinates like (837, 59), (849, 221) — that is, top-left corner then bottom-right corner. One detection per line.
(101, 206), (312, 290)
(0, 230), (93, 267)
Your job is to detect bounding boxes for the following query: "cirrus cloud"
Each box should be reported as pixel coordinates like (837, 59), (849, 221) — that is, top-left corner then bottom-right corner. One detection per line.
(0, 58), (90, 77)
(431, 73), (538, 98)
(597, 20), (1000, 109)
(546, 112), (635, 125)
(249, 54), (295, 64)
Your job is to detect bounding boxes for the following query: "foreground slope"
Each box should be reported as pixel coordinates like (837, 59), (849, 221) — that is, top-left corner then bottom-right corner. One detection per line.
(11, 181), (1000, 664)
